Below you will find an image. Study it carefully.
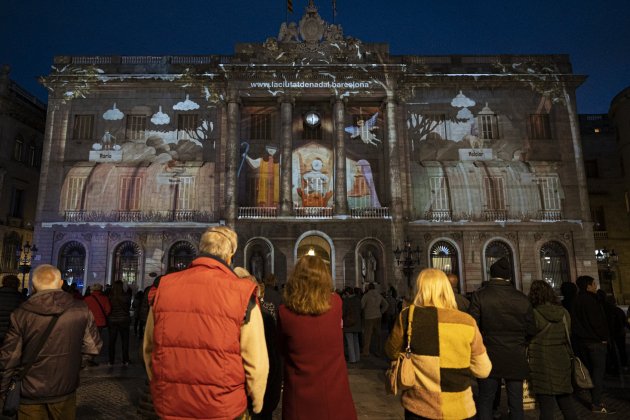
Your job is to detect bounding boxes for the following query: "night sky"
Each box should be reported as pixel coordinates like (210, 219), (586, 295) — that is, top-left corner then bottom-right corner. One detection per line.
(2, 0), (629, 114)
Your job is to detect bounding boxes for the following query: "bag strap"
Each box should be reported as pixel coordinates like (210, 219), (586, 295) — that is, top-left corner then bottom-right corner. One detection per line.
(16, 313), (62, 380)
(92, 294), (108, 320)
(561, 314), (575, 357)
(405, 304), (415, 356)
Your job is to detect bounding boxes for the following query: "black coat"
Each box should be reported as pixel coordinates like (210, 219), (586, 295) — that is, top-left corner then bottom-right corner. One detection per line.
(571, 291), (608, 343)
(469, 279), (536, 379)
(0, 286), (23, 344)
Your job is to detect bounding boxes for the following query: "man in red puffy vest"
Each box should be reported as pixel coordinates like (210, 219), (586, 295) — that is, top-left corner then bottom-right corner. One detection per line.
(143, 226), (268, 419)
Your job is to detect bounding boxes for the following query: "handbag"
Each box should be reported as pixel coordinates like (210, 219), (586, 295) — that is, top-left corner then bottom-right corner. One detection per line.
(561, 314), (594, 389)
(2, 314), (61, 416)
(386, 304), (415, 395)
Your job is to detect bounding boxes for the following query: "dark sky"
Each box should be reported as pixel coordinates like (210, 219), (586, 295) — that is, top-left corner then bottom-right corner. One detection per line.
(2, 0), (629, 114)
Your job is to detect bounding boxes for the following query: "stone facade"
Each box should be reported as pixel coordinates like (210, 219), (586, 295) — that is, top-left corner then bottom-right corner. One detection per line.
(34, 3), (597, 294)
(0, 65), (46, 287)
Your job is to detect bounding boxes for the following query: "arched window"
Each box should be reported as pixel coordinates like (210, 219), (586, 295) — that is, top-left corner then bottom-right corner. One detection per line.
(484, 240), (515, 282)
(167, 241), (196, 272)
(540, 241), (569, 291)
(430, 241), (458, 275)
(58, 241), (86, 290)
(113, 241), (141, 285)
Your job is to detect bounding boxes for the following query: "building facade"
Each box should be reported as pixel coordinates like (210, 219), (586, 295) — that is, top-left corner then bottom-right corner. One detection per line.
(0, 65), (45, 288)
(34, 3), (597, 294)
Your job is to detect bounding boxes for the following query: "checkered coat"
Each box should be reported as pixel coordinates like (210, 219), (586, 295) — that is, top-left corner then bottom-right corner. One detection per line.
(385, 306), (491, 419)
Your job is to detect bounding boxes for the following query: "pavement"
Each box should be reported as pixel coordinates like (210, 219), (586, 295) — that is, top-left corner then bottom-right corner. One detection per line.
(74, 333), (630, 419)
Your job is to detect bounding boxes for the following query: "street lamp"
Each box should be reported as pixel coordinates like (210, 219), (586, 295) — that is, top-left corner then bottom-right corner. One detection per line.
(394, 238), (421, 288)
(595, 247), (620, 297)
(16, 241), (38, 290)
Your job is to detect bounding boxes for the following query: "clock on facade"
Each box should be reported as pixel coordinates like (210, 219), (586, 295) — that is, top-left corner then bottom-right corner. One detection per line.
(304, 111), (320, 127)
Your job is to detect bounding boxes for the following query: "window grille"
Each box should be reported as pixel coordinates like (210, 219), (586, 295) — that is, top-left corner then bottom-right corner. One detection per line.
(64, 177), (87, 210)
(484, 177), (506, 210)
(125, 115), (147, 140)
(250, 114), (272, 140)
(119, 177), (142, 210)
(73, 115), (94, 140)
(177, 114), (199, 140)
(528, 114), (551, 139)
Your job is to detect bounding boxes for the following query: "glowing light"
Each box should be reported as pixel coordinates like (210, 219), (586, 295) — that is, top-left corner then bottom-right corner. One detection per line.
(307, 248), (316, 256)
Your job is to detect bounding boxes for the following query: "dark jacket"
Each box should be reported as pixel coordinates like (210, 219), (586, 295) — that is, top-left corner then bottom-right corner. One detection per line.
(342, 294), (362, 333)
(0, 289), (101, 403)
(0, 286), (23, 344)
(571, 290), (609, 343)
(528, 304), (573, 395)
(469, 279), (536, 379)
(108, 292), (131, 325)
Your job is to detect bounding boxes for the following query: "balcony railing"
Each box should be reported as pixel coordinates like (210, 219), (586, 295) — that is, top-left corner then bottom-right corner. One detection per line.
(593, 230), (608, 240)
(238, 207), (278, 219)
(483, 209), (507, 221)
(351, 207), (390, 219)
(538, 210), (563, 222)
(425, 210), (452, 222)
(294, 207), (333, 219)
(64, 210), (215, 223)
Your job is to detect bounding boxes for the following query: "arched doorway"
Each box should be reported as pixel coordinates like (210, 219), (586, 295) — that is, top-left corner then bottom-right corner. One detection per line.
(296, 235), (331, 263)
(540, 241), (569, 291)
(244, 238), (274, 282)
(58, 241), (86, 291)
(167, 241), (196, 272)
(484, 240), (516, 285)
(112, 241), (142, 286)
(429, 240), (459, 276)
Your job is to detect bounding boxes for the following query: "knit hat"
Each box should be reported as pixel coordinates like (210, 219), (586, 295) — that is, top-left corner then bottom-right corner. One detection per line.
(489, 257), (511, 280)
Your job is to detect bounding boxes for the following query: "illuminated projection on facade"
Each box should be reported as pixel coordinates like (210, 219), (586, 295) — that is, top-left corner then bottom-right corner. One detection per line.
(36, 0), (596, 293)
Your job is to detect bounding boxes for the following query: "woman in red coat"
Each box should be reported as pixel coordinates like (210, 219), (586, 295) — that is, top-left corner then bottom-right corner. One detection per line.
(278, 255), (357, 420)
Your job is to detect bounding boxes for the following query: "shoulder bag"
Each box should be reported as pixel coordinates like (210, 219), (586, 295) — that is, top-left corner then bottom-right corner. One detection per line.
(2, 313), (61, 416)
(386, 304), (416, 395)
(562, 314), (594, 389)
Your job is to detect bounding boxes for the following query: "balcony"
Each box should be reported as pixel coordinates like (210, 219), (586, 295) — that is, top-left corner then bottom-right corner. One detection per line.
(238, 207), (278, 219)
(538, 210), (563, 222)
(424, 210), (452, 222)
(351, 207), (390, 219)
(593, 230), (608, 240)
(64, 210), (215, 223)
(294, 206), (333, 219)
(483, 209), (507, 222)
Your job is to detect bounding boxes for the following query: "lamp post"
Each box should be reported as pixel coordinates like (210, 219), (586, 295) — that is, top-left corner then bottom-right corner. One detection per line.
(595, 247), (619, 297)
(394, 238), (421, 288)
(16, 241), (38, 290)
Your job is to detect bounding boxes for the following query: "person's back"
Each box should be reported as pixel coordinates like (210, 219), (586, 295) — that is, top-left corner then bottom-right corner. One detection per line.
(0, 275), (23, 345)
(361, 287), (387, 320)
(0, 265), (101, 417)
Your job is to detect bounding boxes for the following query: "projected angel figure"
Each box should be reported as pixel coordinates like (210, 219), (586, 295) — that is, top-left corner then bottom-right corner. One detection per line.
(345, 112), (381, 146)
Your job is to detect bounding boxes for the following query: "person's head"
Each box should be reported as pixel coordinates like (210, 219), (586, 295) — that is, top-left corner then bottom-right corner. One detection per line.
(576, 275), (596, 293)
(446, 273), (459, 291)
(311, 158), (323, 171)
(560, 281), (578, 298)
(528, 280), (559, 307)
(32, 265), (64, 292)
(199, 226), (238, 264)
(90, 283), (103, 293)
(283, 255), (332, 315)
(234, 267), (261, 297)
(110, 280), (125, 296)
(265, 145), (278, 156)
(2, 275), (20, 290)
(489, 257), (511, 281)
(413, 268), (457, 309)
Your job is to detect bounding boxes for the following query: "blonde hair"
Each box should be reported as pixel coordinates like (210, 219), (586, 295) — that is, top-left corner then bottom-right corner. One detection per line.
(199, 226), (238, 262)
(32, 264), (62, 291)
(234, 267), (261, 298)
(413, 268), (457, 309)
(283, 255), (332, 315)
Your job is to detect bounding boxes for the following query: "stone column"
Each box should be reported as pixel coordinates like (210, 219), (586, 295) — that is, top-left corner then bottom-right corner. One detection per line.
(279, 96), (294, 216)
(333, 97), (348, 215)
(225, 92), (240, 226)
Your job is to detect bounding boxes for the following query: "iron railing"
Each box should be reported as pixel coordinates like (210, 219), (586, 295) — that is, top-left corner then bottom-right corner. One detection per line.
(64, 210), (215, 223)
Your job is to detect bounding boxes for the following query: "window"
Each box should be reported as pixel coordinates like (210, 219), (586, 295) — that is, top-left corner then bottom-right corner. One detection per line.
(540, 241), (569, 291)
(538, 176), (561, 211)
(64, 177), (87, 210)
(484, 240), (515, 284)
(167, 241), (196, 272)
(477, 104), (498, 140)
(584, 160), (599, 178)
(528, 114), (551, 139)
(484, 177), (506, 210)
(302, 120), (322, 140)
(13, 136), (24, 161)
(250, 114), (272, 140)
(430, 241), (458, 276)
(177, 114), (199, 140)
(125, 115), (147, 140)
(10, 188), (24, 218)
(28, 144), (36, 167)
(176, 176), (194, 210)
(592, 206), (606, 231)
(73, 115), (94, 140)
(1, 232), (20, 272)
(113, 241), (141, 285)
(58, 241), (86, 291)
(429, 176), (450, 210)
(119, 177), (142, 211)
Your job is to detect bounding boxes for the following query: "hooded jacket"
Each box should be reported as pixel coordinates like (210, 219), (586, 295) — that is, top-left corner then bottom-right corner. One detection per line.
(528, 303), (573, 395)
(0, 289), (102, 403)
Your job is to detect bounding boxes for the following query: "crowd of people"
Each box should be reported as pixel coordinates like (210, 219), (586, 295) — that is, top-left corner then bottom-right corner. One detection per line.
(0, 227), (629, 419)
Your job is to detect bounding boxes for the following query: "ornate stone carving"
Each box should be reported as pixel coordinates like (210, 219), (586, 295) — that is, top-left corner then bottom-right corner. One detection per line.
(450, 232), (462, 241)
(81, 233), (92, 242)
(423, 233), (432, 242)
(54, 232), (65, 241)
(534, 233), (543, 241)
